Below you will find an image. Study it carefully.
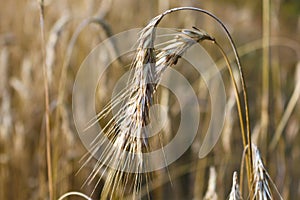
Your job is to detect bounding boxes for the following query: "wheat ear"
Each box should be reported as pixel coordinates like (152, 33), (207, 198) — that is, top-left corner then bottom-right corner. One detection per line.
(83, 20), (214, 200)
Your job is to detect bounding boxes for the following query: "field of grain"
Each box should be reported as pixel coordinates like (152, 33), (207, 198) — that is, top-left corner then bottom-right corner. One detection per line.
(0, 0), (299, 199)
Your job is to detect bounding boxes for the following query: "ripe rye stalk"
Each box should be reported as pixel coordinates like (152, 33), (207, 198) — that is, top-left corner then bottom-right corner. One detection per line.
(83, 19), (215, 200)
(82, 7), (256, 199)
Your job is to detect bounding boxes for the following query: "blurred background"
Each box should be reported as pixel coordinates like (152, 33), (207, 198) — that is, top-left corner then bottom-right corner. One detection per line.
(0, 0), (299, 199)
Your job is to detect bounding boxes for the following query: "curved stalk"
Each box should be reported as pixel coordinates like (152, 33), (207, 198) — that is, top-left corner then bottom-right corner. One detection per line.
(213, 41), (251, 192)
(152, 6), (253, 192)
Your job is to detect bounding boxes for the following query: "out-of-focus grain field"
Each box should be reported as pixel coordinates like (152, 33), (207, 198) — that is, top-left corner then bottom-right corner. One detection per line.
(0, 0), (299, 199)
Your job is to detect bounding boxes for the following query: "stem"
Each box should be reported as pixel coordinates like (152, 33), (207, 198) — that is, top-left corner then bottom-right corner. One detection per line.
(154, 6), (253, 191)
(214, 41), (251, 194)
(38, 1), (53, 200)
(269, 70), (300, 151)
(261, 0), (270, 154)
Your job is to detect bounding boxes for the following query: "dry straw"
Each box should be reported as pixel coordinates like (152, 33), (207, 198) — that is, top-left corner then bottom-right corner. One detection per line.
(38, 1), (53, 199)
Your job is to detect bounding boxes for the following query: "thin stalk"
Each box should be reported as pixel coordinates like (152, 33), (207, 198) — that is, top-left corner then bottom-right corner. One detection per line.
(158, 6), (253, 185)
(214, 41), (251, 194)
(261, 0), (270, 154)
(214, 41), (246, 147)
(38, 1), (53, 200)
(239, 146), (247, 195)
(269, 66), (300, 150)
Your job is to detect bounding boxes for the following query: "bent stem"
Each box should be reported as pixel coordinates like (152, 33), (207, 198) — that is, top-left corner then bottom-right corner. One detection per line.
(157, 6), (253, 193)
(213, 41), (250, 193)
